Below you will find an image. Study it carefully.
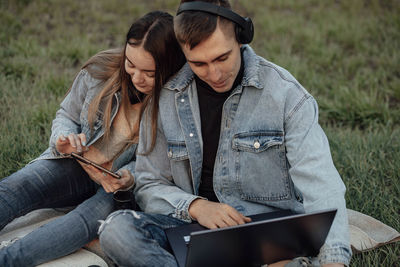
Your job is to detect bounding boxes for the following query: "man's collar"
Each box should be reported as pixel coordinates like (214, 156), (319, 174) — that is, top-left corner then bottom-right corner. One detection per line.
(240, 45), (263, 90)
(164, 63), (194, 92)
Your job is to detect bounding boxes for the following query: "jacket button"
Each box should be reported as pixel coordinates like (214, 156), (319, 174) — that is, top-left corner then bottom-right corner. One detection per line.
(189, 133), (194, 137)
(254, 141), (260, 149)
(181, 98), (185, 103)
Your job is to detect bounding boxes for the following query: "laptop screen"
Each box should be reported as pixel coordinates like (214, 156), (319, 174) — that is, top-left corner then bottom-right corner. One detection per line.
(166, 209), (337, 267)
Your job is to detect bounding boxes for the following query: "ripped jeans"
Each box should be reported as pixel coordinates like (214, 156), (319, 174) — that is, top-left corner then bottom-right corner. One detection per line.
(99, 211), (187, 267)
(0, 159), (114, 267)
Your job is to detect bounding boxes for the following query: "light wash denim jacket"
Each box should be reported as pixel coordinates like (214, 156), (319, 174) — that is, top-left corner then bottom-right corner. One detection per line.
(134, 46), (351, 265)
(34, 69), (137, 174)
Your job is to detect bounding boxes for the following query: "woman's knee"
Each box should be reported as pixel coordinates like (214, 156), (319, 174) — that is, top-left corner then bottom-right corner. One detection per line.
(98, 210), (143, 251)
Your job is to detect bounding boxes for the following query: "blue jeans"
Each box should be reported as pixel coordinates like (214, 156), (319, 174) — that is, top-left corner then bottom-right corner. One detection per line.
(99, 210), (188, 267)
(0, 159), (114, 267)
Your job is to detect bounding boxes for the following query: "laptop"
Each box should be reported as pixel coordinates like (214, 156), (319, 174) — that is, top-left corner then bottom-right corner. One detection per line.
(165, 208), (337, 267)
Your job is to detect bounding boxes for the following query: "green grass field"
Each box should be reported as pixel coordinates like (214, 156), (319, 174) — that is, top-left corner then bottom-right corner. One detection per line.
(1, 0), (399, 265)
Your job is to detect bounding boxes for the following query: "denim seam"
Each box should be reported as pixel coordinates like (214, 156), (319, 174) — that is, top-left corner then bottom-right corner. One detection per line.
(263, 62), (304, 93)
(285, 95), (312, 124)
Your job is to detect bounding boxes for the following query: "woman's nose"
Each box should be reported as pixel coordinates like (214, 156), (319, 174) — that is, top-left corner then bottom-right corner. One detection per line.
(132, 71), (143, 83)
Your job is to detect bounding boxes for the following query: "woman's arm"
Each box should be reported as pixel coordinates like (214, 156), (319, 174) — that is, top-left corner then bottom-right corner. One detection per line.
(49, 69), (92, 156)
(134, 114), (200, 222)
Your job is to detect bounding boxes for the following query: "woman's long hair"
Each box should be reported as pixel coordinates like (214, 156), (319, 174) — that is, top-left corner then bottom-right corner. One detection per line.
(78, 11), (185, 151)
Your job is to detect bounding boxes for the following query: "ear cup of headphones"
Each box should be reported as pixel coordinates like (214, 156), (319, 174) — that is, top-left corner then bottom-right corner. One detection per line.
(235, 17), (254, 44)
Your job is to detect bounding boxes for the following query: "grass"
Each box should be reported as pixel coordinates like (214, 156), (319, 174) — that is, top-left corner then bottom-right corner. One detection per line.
(0, 0), (399, 266)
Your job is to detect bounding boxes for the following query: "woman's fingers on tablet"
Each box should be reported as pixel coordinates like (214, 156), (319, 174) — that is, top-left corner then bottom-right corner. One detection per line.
(57, 134), (67, 142)
(77, 133), (88, 150)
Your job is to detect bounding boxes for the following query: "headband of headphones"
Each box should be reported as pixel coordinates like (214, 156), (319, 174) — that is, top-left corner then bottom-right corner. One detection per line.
(176, 1), (254, 44)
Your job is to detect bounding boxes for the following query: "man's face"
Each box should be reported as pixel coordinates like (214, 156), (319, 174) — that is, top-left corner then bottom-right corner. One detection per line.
(182, 23), (242, 93)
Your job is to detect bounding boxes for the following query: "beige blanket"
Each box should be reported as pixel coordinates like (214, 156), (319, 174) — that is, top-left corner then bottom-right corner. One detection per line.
(347, 209), (400, 253)
(0, 208), (399, 266)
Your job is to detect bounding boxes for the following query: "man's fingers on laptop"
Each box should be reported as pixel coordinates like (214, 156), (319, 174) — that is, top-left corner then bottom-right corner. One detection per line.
(229, 211), (251, 225)
(228, 213), (245, 225)
(189, 200), (251, 228)
(208, 223), (218, 229)
(244, 215), (252, 223)
(222, 216), (238, 227)
(223, 205), (251, 225)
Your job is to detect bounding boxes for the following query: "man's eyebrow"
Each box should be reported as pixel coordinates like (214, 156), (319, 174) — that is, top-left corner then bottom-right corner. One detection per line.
(188, 50), (232, 64)
(125, 56), (155, 72)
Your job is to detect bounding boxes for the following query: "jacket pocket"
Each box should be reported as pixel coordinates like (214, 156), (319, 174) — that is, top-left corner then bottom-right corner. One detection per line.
(167, 141), (189, 161)
(232, 131), (283, 152)
(232, 131), (291, 202)
(167, 141), (193, 191)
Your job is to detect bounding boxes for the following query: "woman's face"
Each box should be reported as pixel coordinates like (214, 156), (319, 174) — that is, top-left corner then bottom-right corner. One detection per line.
(125, 43), (156, 95)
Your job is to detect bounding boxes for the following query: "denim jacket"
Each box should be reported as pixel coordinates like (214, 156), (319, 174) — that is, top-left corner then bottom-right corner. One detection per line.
(34, 69), (137, 175)
(134, 46), (351, 265)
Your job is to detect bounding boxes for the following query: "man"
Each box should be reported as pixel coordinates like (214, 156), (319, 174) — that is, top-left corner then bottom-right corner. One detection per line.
(99, 1), (352, 266)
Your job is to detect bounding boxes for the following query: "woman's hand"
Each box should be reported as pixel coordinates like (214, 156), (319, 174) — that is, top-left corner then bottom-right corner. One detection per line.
(85, 166), (134, 193)
(56, 133), (88, 154)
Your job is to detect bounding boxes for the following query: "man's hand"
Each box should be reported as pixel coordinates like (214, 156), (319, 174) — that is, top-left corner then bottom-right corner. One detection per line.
(85, 166), (134, 193)
(188, 199), (251, 229)
(56, 133), (88, 154)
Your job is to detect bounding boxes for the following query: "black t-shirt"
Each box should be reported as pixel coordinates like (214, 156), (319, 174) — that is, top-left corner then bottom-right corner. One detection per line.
(195, 52), (244, 202)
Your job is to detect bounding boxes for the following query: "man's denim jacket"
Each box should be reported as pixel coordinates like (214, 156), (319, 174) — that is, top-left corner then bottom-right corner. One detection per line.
(134, 46), (351, 265)
(34, 69), (137, 174)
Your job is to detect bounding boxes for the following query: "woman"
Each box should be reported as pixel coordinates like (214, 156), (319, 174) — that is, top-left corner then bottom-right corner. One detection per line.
(0, 11), (185, 266)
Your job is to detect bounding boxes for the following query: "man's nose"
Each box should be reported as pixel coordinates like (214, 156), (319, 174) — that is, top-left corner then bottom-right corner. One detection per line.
(208, 64), (222, 82)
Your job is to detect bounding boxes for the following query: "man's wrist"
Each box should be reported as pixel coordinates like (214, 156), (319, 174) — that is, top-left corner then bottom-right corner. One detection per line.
(188, 198), (207, 221)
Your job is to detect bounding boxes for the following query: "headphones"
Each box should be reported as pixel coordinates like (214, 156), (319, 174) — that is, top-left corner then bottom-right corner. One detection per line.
(176, 1), (254, 44)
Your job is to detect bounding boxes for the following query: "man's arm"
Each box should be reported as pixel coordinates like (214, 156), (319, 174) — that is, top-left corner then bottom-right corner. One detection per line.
(284, 96), (351, 266)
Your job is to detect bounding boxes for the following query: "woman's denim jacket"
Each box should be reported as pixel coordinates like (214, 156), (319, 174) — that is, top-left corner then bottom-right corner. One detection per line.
(34, 69), (137, 174)
(134, 46), (351, 265)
